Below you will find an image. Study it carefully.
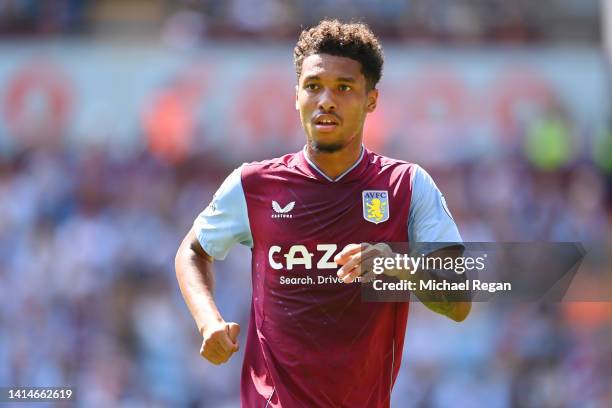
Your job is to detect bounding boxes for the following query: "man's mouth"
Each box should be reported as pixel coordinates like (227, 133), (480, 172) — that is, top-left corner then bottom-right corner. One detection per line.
(313, 115), (340, 132)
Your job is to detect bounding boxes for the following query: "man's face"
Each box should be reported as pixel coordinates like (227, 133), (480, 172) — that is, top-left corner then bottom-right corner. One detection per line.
(296, 53), (378, 153)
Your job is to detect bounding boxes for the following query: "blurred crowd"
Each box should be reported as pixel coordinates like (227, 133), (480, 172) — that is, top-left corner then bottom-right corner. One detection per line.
(0, 134), (611, 406)
(0, 0), (601, 43)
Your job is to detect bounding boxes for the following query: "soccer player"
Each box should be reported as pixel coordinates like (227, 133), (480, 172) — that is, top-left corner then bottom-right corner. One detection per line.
(175, 19), (470, 407)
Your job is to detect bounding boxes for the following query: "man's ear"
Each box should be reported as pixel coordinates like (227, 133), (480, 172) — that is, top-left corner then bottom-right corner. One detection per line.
(366, 88), (378, 113)
(295, 85), (299, 111)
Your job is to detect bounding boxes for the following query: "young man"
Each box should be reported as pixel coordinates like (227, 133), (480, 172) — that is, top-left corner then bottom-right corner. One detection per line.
(176, 19), (470, 407)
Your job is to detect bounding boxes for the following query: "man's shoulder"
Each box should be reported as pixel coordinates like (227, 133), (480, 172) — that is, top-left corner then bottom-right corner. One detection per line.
(239, 151), (301, 183)
(242, 151), (299, 170)
(367, 150), (419, 173)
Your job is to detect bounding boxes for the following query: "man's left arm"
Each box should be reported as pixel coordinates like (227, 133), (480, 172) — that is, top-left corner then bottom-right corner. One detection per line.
(403, 164), (471, 321)
(387, 244), (471, 321)
(335, 243), (471, 321)
(336, 164), (471, 322)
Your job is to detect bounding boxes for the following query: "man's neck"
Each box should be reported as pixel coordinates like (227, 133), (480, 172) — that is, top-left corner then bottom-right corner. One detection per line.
(304, 141), (363, 180)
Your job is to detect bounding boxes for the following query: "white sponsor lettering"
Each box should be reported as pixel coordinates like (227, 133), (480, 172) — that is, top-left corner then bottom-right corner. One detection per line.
(316, 244), (337, 269)
(284, 245), (312, 270)
(268, 245), (283, 270)
(269, 244), (353, 270)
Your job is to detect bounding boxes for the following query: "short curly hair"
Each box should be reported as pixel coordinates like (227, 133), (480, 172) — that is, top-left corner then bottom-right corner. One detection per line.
(294, 19), (384, 90)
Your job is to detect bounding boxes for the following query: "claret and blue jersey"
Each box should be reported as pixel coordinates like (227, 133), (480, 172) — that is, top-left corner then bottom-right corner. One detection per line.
(193, 146), (462, 408)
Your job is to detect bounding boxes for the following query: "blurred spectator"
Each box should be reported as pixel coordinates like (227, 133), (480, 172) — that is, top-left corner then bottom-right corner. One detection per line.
(0, 0), (601, 43)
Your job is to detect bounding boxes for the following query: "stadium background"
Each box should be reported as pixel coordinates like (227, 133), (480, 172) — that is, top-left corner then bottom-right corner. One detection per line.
(1, 0), (611, 406)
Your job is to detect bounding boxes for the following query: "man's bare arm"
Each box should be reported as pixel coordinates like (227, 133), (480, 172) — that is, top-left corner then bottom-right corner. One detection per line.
(397, 246), (471, 322)
(335, 244), (471, 322)
(175, 228), (240, 365)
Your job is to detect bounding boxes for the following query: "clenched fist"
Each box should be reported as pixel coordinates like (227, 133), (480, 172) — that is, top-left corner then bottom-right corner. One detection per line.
(200, 322), (240, 365)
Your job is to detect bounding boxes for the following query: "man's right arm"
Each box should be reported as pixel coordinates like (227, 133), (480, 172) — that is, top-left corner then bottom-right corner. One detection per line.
(176, 165), (251, 364)
(175, 228), (240, 365)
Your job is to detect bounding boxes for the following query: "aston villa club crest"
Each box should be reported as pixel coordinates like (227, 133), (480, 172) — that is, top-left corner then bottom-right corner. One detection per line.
(362, 190), (389, 224)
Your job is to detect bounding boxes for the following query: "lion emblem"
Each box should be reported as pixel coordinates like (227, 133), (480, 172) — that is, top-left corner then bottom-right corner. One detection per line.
(367, 198), (386, 222)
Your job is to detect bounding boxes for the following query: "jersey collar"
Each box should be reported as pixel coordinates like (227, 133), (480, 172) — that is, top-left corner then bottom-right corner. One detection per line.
(299, 145), (367, 182)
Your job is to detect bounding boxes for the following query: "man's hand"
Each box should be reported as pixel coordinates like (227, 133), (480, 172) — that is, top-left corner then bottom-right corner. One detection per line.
(200, 321), (240, 365)
(334, 243), (394, 283)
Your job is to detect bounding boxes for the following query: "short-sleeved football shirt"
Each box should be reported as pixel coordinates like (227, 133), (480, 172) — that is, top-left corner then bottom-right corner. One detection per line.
(193, 147), (462, 407)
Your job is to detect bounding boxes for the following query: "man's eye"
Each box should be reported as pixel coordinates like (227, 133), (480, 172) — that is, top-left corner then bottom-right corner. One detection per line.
(305, 84), (319, 90)
(339, 84), (352, 91)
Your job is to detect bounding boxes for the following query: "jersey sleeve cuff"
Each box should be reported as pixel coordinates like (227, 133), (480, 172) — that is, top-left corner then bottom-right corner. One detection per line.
(194, 224), (230, 261)
(410, 241), (465, 257)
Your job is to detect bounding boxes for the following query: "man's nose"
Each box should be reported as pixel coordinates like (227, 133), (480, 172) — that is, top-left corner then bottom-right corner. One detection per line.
(318, 89), (337, 112)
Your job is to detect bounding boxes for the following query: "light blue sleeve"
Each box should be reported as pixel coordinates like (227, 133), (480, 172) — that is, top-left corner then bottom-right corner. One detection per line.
(193, 166), (253, 260)
(408, 165), (463, 256)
